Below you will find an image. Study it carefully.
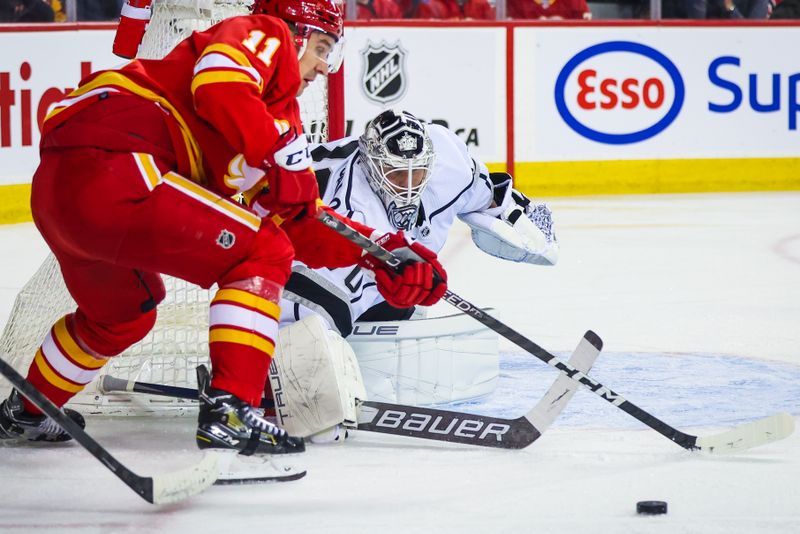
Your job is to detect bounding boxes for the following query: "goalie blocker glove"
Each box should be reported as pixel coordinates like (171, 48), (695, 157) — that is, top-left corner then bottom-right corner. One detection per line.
(460, 172), (558, 266)
(358, 231), (448, 309)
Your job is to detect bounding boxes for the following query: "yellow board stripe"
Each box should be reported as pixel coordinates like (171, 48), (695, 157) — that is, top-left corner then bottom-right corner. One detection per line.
(133, 153), (162, 191)
(51, 317), (107, 370)
(33, 350), (84, 393)
(0, 184), (33, 224)
(5, 158), (800, 226)
(162, 172), (261, 231)
(512, 158), (800, 197)
(190, 71), (261, 96)
(213, 288), (280, 319)
(209, 327), (275, 355)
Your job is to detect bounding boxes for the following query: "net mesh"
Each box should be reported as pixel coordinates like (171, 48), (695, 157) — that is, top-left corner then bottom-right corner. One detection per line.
(0, 0), (332, 415)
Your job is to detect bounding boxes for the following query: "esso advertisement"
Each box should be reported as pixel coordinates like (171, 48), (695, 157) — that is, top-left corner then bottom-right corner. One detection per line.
(554, 41), (684, 145)
(517, 27), (800, 161)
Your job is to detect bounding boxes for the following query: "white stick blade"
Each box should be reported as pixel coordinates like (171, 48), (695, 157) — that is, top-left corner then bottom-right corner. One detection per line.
(696, 412), (795, 454)
(151, 452), (219, 504)
(525, 332), (602, 431)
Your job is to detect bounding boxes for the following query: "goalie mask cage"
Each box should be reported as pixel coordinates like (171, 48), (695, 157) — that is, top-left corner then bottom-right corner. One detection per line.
(0, 0), (344, 415)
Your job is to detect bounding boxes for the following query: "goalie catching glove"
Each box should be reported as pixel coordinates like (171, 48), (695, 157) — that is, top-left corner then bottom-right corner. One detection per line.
(252, 128), (320, 221)
(358, 231), (448, 309)
(460, 172), (559, 266)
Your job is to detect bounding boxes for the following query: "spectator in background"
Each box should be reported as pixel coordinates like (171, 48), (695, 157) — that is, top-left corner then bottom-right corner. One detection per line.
(507, 0), (592, 19)
(355, 0), (403, 18)
(401, 0), (494, 18)
(453, 0), (495, 18)
(682, 0), (769, 17)
(77, 0), (121, 20)
(771, 0), (800, 16)
(0, 0), (55, 21)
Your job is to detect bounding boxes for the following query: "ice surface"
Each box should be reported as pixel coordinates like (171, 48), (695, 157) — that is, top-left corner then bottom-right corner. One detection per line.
(1, 192), (798, 533)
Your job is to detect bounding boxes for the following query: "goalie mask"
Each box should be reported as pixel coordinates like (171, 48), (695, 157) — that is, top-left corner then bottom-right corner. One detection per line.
(358, 110), (435, 231)
(252, 0), (344, 73)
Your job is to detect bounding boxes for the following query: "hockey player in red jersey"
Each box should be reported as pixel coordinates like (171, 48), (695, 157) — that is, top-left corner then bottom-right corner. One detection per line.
(0, 0), (447, 456)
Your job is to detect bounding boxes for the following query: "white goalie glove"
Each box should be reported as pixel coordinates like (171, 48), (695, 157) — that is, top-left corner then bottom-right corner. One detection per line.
(460, 172), (558, 266)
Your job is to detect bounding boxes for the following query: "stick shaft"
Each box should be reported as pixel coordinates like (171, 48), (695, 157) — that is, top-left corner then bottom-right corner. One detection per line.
(316, 210), (698, 450)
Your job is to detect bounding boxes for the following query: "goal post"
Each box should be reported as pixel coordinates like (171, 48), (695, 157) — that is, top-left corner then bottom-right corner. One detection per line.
(0, 0), (344, 415)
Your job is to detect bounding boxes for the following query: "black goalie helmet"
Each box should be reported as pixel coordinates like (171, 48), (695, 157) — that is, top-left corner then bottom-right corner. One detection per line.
(358, 110), (435, 230)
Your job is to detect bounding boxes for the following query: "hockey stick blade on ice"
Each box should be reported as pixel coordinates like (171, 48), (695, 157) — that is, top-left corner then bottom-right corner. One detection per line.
(0, 356), (218, 504)
(356, 330), (601, 448)
(102, 331), (601, 449)
(316, 210), (795, 453)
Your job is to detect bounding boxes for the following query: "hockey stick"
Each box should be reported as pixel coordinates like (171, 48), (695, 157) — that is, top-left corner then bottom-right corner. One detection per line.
(0, 356), (218, 504)
(317, 210), (795, 454)
(99, 330), (602, 449)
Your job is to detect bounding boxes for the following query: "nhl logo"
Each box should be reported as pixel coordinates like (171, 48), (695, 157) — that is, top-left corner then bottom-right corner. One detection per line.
(361, 41), (408, 105)
(217, 229), (236, 249)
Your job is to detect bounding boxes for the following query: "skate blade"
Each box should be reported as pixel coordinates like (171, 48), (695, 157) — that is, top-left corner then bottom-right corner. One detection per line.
(214, 451), (307, 485)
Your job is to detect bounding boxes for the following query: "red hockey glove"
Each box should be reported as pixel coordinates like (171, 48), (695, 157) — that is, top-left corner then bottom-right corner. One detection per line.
(113, 0), (153, 59)
(258, 130), (320, 220)
(358, 231), (448, 308)
(256, 166), (320, 221)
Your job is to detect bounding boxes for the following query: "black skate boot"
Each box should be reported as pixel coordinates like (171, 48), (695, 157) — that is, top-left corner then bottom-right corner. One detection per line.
(0, 389), (85, 442)
(195, 365), (305, 456)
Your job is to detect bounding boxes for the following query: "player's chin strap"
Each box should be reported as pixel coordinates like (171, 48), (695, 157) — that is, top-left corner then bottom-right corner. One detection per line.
(314, 209), (795, 453)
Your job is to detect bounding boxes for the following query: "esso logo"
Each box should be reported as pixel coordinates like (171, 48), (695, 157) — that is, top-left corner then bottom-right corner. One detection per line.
(555, 41), (685, 144)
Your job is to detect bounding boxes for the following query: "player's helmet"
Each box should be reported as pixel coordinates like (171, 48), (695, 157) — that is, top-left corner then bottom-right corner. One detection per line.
(252, 0), (344, 72)
(252, 0), (343, 41)
(359, 110), (436, 231)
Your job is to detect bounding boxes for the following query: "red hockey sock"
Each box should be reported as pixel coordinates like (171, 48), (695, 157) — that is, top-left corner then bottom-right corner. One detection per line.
(22, 315), (108, 415)
(208, 284), (281, 407)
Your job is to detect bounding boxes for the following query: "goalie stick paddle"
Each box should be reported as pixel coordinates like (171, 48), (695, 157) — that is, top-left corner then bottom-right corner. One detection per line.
(100, 330), (602, 450)
(316, 210), (796, 454)
(0, 356), (219, 504)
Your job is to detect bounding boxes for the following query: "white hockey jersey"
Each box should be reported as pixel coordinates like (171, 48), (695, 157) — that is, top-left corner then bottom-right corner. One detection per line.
(279, 124), (494, 336)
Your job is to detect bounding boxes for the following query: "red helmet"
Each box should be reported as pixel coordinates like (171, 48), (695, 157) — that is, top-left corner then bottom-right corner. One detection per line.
(252, 0), (343, 42)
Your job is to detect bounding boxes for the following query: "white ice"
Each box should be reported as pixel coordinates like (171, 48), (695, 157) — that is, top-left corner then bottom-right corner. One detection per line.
(1, 192), (799, 533)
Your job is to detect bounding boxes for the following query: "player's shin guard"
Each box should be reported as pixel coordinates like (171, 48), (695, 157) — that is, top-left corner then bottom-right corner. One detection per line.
(18, 309), (155, 416)
(207, 278), (283, 406)
(198, 278), (304, 455)
(21, 314), (110, 415)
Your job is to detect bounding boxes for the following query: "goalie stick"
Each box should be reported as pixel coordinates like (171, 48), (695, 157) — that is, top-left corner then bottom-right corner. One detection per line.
(100, 330), (602, 449)
(0, 356), (218, 505)
(317, 210), (795, 454)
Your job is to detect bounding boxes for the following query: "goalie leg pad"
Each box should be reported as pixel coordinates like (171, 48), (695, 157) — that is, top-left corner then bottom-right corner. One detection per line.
(347, 312), (499, 406)
(269, 315), (367, 438)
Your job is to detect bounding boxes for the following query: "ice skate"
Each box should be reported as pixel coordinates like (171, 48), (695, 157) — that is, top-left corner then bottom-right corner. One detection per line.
(0, 389), (85, 442)
(195, 366), (304, 456)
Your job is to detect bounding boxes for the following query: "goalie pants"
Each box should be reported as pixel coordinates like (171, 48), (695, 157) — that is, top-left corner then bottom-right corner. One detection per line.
(25, 146), (293, 409)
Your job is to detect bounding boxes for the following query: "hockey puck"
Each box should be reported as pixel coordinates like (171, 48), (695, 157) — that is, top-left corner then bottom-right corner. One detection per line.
(636, 501), (668, 515)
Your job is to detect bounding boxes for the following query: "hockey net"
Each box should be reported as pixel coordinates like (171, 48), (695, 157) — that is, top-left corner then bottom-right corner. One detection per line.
(0, 0), (341, 415)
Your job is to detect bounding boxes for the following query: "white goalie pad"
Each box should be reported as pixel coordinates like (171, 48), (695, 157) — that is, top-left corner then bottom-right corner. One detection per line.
(269, 315), (367, 438)
(460, 207), (559, 266)
(347, 312), (499, 406)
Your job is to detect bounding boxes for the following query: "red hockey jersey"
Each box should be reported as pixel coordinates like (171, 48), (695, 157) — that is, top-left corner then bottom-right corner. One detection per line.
(43, 15), (303, 197)
(41, 14), (372, 269)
